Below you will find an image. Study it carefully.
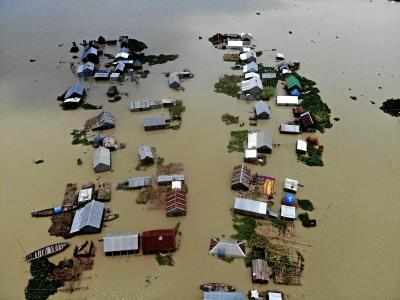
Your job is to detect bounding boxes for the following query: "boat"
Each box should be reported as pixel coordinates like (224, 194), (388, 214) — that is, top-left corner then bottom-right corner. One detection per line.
(200, 283), (236, 292)
(31, 205), (75, 217)
(25, 242), (70, 262)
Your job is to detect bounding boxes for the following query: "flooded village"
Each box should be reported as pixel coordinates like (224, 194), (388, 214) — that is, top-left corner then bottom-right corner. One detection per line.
(1, 1), (400, 299)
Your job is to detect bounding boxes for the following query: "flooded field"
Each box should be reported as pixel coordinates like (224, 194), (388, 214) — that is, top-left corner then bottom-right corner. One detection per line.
(1, 0), (400, 299)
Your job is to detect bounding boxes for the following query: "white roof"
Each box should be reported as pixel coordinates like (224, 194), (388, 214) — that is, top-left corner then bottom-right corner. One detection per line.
(70, 200), (105, 233)
(172, 181), (182, 190)
(268, 292), (283, 300)
(276, 52), (285, 59)
(245, 149), (257, 159)
(227, 40), (243, 48)
(250, 290), (259, 298)
(247, 131), (273, 150)
(244, 72), (260, 79)
(209, 240), (246, 258)
(284, 178), (299, 192)
(282, 69), (292, 74)
(243, 62), (258, 73)
(103, 233), (139, 253)
(234, 197), (267, 216)
(281, 205), (296, 219)
(297, 139), (308, 152)
(241, 77), (263, 92)
(93, 147), (111, 169)
(280, 123), (300, 133)
(78, 187), (93, 204)
(63, 97), (82, 104)
(276, 96), (299, 105)
(115, 52), (130, 59)
(240, 50), (256, 61)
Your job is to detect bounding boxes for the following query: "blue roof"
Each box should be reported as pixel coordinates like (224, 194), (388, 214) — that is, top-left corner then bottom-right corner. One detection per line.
(65, 83), (86, 98)
(283, 193), (296, 206)
(289, 88), (301, 96)
(203, 292), (246, 300)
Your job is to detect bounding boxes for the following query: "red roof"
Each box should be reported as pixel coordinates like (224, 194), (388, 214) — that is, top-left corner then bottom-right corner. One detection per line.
(141, 229), (177, 254)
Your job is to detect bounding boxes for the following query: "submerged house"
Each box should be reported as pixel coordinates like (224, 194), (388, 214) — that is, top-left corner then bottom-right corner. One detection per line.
(245, 72), (260, 80)
(209, 239), (246, 258)
(94, 69), (110, 81)
(280, 205), (296, 220)
(77, 62), (95, 78)
(254, 101), (271, 119)
(276, 96), (300, 106)
(247, 131), (273, 154)
(243, 61), (258, 74)
(138, 144), (154, 164)
(286, 74), (302, 96)
(157, 174), (185, 185)
(267, 291), (284, 300)
(141, 229), (177, 254)
(77, 186), (94, 204)
(231, 164), (252, 191)
(233, 197), (267, 218)
(241, 77), (263, 100)
(93, 146), (111, 173)
(284, 178), (299, 193)
(143, 116), (169, 131)
(70, 200), (105, 235)
(166, 190), (187, 217)
(168, 72), (181, 90)
(251, 259), (270, 283)
(85, 111), (115, 131)
(279, 123), (300, 134)
(59, 82), (86, 109)
(240, 50), (256, 63)
(227, 40), (244, 50)
(118, 176), (152, 190)
(203, 292), (247, 300)
(81, 46), (99, 64)
(103, 233), (140, 256)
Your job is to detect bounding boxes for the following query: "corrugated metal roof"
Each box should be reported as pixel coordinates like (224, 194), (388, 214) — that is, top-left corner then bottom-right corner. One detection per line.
(268, 292), (283, 300)
(138, 144), (154, 160)
(281, 205), (296, 219)
(157, 174), (185, 183)
(243, 61), (258, 73)
(227, 40), (244, 48)
(65, 83), (86, 99)
(241, 77), (263, 92)
(127, 176), (152, 188)
(168, 72), (181, 87)
(209, 240), (246, 258)
(244, 72), (260, 80)
(81, 47), (98, 60)
(255, 101), (271, 116)
(276, 96), (299, 106)
(103, 233), (139, 253)
(203, 292), (246, 300)
(77, 62), (95, 74)
(247, 131), (272, 150)
(70, 200), (104, 233)
(234, 197), (267, 216)
(280, 123), (300, 133)
(93, 147), (111, 169)
(286, 75), (301, 90)
(143, 116), (168, 127)
(239, 50), (256, 61)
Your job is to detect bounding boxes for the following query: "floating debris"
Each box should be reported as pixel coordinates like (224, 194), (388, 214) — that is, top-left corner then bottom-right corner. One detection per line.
(350, 96), (357, 101)
(34, 159), (44, 164)
(106, 85), (119, 97)
(298, 212), (317, 228)
(298, 199), (314, 211)
(69, 42), (79, 53)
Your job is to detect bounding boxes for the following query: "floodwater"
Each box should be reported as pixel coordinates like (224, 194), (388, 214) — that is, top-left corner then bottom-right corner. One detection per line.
(1, 0), (400, 299)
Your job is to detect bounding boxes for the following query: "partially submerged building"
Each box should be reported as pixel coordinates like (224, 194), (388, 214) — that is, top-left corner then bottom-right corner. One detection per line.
(203, 292), (247, 300)
(252, 259), (270, 283)
(233, 197), (267, 218)
(279, 123), (300, 134)
(138, 144), (154, 164)
(267, 291), (284, 300)
(93, 146), (111, 173)
(254, 101), (271, 119)
(243, 61), (258, 74)
(247, 131), (273, 154)
(299, 112), (314, 130)
(284, 178), (299, 193)
(120, 176), (153, 190)
(85, 111), (115, 131)
(209, 239), (246, 258)
(60, 83), (87, 109)
(70, 200), (105, 235)
(77, 62), (95, 78)
(143, 116), (170, 131)
(166, 190), (187, 217)
(276, 96), (300, 106)
(231, 164), (252, 191)
(103, 233), (140, 256)
(77, 186), (94, 204)
(240, 50), (256, 63)
(81, 46), (99, 64)
(141, 229), (177, 254)
(241, 77), (263, 100)
(94, 69), (110, 81)
(168, 72), (181, 90)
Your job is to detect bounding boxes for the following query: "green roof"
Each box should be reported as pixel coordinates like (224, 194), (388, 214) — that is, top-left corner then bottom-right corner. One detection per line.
(286, 75), (301, 90)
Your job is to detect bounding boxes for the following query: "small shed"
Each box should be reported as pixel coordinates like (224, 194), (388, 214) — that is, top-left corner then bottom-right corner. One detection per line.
(261, 72), (277, 80)
(280, 205), (296, 220)
(279, 123), (300, 134)
(276, 52), (285, 60)
(209, 239), (246, 258)
(244, 148), (258, 163)
(296, 140), (308, 154)
(77, 62), (95, 78)
(126, 176), (152, 189)
(141, 229), (177, 254)
(103, 233), (140, 256)
(231, 164), (252, 191)
(93, 147), (111, 173)
(143, 116), (169, 131)
(85, 111), (115, 131)
(254, 101), (271, 119)
(168, 72), (181, 89)
(276, 96), (299, 106)
(247, 131), (273, 154)
(114, 62), (125, 73)
(138, 144), (154, 164)
(70, 200), (105, 234)
(243, 61), (258, 74)
(115, 51), (130, 60)
(267, 291), (284, 300)
(166, 190), (187, 217)
(284, 178), (299, 193)
(251, 259), (270, 283)
(234, 197), (267, 218)
(81, 46), (99, 64)
(203, 292), (246, 300)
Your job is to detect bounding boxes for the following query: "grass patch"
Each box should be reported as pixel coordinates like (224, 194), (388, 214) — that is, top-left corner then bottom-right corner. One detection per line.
(298, 199), (314, 211)
(297, 145), (324, 167)
(221, 113), (239, 125)
(231, 216), (257, 241)
(169, 100), (186, 120)
(70, 129), (90, 145)
(227, 130), (248, 152)
(214, 75), (241, 98)
(294, 73), (332, 133)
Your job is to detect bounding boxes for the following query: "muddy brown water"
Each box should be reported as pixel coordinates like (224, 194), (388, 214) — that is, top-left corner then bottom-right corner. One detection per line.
(1, 0), (400, 299)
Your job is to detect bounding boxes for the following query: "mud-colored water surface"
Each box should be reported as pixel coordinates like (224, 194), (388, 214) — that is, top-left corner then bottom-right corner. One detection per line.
(1, 0), (400, 299)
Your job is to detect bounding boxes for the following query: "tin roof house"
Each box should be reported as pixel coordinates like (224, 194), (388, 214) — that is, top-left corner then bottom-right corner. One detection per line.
(240, 50), (257, 63)
(254, 101), (271, 119)
(141, 229), (177, 254)
(231, 164), (252, 191)
(70, 200), (105, 234)
(241, 77), (263, 100)
(203, 292), (247, 300)
(138, 144), (154, 165)
(247, 131), (273, 154)
(234, 197), (267, 218)
(166, 190), (187, 217)
(85, 111), (115, 131)
(252, 259), (270, 283)
(209, 239), (246, 258)
(59, 83), (87, 109)
(243, 61), (258, 74)
(93, 146), (111, 173)
(103, 233), (140, 256)
(81, 46), (99, 64)
(77, 62), (95, 78)
(168, 72), (181, 90)
(143, 115), (170, 131)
